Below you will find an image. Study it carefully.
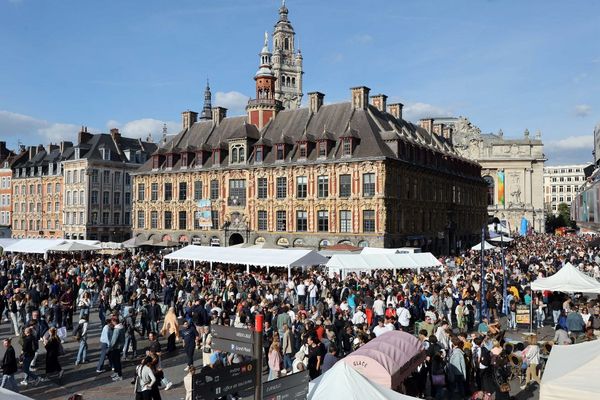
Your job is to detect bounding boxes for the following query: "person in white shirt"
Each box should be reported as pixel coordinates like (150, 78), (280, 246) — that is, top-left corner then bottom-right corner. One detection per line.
(296, 282), (306, 307)
(373, 319), (391, 337)
(373, 295), (385, 321)
(396, 305), (411, 329)
(352, 306), (367, 326)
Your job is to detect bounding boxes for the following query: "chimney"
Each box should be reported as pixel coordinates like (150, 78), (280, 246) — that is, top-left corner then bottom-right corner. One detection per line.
(350, 86), (370, 110)
(432, 123), (444, 136)
(28, 145), (38, 160)
(110, 128), (121, 141)
(78, 126), (93, 145)
(370, 94), (387, 113)
(211, 107), (227, 126)
(419, 118), (434, 133)
(388, 103), (403, 120)
(45, 143), (59, 154)
(181, 110), (198, 130)
(60, 141), (73, 154)
(308, 91), (325, 113)
(0, 141), (6, 155)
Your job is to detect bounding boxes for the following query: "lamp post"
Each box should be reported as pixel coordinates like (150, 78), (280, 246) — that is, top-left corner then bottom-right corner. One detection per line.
(493, 217), (508, 316)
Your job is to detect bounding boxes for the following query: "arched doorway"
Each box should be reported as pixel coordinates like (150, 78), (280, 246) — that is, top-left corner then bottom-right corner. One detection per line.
(229, 233), (244, 246)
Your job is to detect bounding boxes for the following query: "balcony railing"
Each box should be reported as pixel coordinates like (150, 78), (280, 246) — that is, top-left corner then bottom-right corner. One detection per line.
(227, 197), (246, 207)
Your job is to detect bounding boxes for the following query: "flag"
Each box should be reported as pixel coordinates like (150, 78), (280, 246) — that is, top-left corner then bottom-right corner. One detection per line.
(497, 171), (505, 206)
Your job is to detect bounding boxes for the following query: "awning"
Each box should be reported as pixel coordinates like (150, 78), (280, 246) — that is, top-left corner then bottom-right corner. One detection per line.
(48, 242), (101, 252)
(326, 253), (441, 271)
(531, 262), (600, 293)
(489, 236), (514, 243)
(470, 241), (497, 251)
(164, 245), (328, 268)
(3, 239), (67, 254)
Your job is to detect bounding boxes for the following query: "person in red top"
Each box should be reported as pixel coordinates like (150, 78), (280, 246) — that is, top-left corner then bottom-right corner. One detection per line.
(385, 304), (397, 319)
(315, 319), (325, 341)
(365, 307), (373, 326)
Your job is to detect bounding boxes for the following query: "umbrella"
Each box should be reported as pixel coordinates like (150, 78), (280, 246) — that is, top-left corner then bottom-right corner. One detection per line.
(48, 242), (100, 252)
(122, 236), (146, 248)
(471, 241), (497, 251)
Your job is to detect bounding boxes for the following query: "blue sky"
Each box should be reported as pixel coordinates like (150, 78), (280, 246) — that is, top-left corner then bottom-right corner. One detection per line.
(1, 0), (599, 165)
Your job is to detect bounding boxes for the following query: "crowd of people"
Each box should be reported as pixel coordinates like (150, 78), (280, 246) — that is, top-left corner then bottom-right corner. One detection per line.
(0, 233), (599, 400)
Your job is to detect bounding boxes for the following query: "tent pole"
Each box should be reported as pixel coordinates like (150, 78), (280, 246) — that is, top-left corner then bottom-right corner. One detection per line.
(246, 264), (249, 274)
(177, 259), (180, 274)
(267, 265), (270, 274)
(210, 261), (213, 271)
(288, 266), (291, 279)
(530, 293), (533, 334)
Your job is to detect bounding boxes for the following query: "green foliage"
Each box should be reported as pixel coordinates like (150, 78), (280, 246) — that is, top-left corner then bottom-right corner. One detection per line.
(545, 202), (577, 232)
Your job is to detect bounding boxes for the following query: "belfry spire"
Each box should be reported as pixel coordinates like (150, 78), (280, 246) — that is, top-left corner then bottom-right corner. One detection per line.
(200, 79), (212, 120)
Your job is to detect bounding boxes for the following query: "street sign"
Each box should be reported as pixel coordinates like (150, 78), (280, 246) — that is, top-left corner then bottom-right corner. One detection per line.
(263, 370), (310, 400)
(211, 324), (254, 343)
(193, 360), (256, 400)
(212, 337), (254, 356)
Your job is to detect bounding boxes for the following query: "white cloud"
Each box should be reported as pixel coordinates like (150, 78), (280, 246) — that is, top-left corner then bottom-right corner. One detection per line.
(574, 104), (592, 117)
(0, 110), (80, 145)
(402, 102), (453, 122)
(545, 134), (592, 150)
(109, 118), (180, 140)
(351, 34), (373, 44)
(214, 91), (249, 116)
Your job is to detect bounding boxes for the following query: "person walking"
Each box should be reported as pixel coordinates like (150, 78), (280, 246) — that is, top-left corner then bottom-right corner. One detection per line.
(44, 327), (64, 382)
(134, 356), (156, 400)
(74, 316), (89, 365)
(1, 337), (19, 392)
(268, 341), (282, 381)
(110, 316), (126, 381)
(522, 334), (541, 389)
(96, 317), (113, 373)
(282, 324), (294, 372)
(160, 307), (179, 353)
(200, 326), (212, 367)
(448, 338), (466, 399)
(123, 310), (140, 360)
(180, 320), (198, 371)
(21, 327), (40, 386)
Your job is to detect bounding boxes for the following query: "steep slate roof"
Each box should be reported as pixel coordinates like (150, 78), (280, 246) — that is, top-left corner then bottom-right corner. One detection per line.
(137, 100), (476, 174)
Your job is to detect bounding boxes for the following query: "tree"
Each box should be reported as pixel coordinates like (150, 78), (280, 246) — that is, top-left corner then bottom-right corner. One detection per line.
(546, 202), (577, 232)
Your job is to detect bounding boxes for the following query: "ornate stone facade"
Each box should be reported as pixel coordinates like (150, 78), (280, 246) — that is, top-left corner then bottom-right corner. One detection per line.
(428, 117), (546, 233)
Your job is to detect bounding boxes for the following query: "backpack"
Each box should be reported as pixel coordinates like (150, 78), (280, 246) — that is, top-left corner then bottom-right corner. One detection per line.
(74, 323), (84, 341)
(480, 346), (491, 367)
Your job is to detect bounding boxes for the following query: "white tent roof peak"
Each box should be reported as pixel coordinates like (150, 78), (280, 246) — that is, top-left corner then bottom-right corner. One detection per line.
(471, 241), (497, 251)
(531, 262), (600, 293)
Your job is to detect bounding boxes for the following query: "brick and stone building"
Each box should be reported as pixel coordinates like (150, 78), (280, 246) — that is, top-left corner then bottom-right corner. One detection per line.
(0, 142), (16, 238)
(131, 3), (486, 253)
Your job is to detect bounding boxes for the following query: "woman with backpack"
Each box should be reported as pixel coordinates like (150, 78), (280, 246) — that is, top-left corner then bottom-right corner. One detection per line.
(74, 315), (88, 365)
(134, 356), (156, 400)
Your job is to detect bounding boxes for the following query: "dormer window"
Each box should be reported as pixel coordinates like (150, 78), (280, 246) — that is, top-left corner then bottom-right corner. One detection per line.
(276, 144), (285, 161)
(100, 147), (111, 161)
(255, 146), (264, 163)
(299, 142), (307, 158)
(342, 138), (353, 156)
(230, 144), (246, 164)
(75, 148), (80, 159)
(213, 149), (221, 165)
(166, 154), (174, 168)
(318, 141), (327, 158)
(181, 152), (188, 167)
(195, 151), (204, 168)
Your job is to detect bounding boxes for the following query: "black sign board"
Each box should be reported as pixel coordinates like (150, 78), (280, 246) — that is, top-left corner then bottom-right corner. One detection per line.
(212, 337), (254, 357)
(263, 370), (310, 400)
(193, 360), (256, 400)
(212, 324), (254, 343)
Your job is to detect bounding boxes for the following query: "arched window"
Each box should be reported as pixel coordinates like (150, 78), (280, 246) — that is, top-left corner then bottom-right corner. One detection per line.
(284, 37), (289, 50)
(483, 175), (495, 205)
(292, 77), (295, 86)
(231, 147), (238, 163)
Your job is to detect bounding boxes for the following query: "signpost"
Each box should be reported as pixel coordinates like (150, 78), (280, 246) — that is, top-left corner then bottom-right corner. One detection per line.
(211, 337), (254, 357)
(193, 362), (257, 400)
(516, 304), (532, 329)
(212, 325), (254, 343)
(263, 370), (310, 400)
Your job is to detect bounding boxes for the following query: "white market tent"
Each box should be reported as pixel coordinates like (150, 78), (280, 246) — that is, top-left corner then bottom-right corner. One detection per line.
(326, 252), (441, 278)
(3, 239), (67, 254)
(531, 262), (600, 293)
(540, 339), (600, 400)
(361, 247), (421, 255)
(470, 241), (497, 251)
(309, 361), (419, 400)
(0, 238), (20, 249)
(0, 388), (36, 400)
(164, 245), (328, 277)
(48, 241), (101, 252)
(489, 235), (514, 243)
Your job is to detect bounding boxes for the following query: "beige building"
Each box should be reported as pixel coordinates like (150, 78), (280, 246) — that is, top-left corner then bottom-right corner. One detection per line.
(543, 164), (590, 214)
(62, 128), (156, 242)
(429, 117), (546, 233)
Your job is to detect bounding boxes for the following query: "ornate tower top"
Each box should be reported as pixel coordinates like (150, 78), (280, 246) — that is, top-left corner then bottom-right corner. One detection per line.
(271, 1), (303, 109)
(200, 80), (212, 120)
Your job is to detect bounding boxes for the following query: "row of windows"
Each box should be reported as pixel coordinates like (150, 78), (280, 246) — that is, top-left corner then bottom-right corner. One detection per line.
(547, 168), (583, 174)
(90, 191), (130, 206)
(88, 170), (130, 186)
(550, 196), (572, 203)
(13, 220), (61, 231)
(550, 176), (584, 183)
(136, 209), (376, 233)
(14, 183), (61, 196)
(137, 173), (377, 202)
(551, 186), (578, 193)
(14, 202), (60, 213)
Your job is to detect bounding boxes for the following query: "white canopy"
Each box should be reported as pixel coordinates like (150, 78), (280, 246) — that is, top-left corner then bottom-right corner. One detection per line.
(0, 238), (20, 249)
(489, 235), (514, 243)
(0, 388), (36, 400)
(327, 253), (440, 270)
(3, 239), (67, 254)
(531, 262), (600, 293)
(48, 241), (101, 252)
(309, 361), (418, 400)
(540, 339), (600, 400)
(361, 247), (421, 254)
(470, 241), (497, 251)
(164, 245), (328, 268)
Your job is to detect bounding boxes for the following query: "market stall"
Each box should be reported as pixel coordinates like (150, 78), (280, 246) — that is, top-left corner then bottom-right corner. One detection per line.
(326, 252), (441, 278)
